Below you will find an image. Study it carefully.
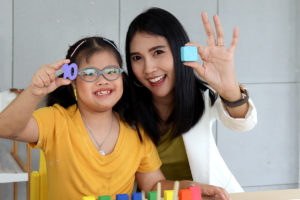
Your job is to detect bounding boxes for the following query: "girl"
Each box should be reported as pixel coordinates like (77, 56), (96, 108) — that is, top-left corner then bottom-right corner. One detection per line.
(125, 7), (257, 195)
(0, 37), (165, 200)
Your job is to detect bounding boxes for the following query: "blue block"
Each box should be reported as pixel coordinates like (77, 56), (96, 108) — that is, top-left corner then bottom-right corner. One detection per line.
(180, 46), (198, 62)
(116, 194), (129, 200)
(131, 193), (142, 200)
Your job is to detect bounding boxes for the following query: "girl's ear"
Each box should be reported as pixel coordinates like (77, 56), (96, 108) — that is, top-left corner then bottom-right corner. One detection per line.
(71, 81), (77, 101)
(71, 80), (76, 88)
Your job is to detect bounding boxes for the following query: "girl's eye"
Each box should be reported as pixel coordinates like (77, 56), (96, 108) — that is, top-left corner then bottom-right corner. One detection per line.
(82, 69), (97, 76)
(106, 69), (118, 74)
(154, 50), (164, 55)
(132, 55), (141, 61)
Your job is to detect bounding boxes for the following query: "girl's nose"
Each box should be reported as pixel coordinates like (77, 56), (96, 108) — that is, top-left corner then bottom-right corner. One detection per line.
(96, 74), (109, 85)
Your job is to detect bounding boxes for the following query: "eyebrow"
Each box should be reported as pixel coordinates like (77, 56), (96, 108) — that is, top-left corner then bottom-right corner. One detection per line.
(130, 45), (166, 56)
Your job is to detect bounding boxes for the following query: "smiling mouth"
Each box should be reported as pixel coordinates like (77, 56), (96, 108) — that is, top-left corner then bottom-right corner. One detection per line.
(148, 75), (166, 83)
(95, 90), (112, 96)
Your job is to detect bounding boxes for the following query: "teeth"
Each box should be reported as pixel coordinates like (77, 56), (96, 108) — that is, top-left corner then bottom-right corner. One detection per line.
(149, 75), (165, 83)
(96, 90), (111, 95)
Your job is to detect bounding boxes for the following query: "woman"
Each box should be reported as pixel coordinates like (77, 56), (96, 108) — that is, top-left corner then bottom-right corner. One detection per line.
(125, 7), (257, 194)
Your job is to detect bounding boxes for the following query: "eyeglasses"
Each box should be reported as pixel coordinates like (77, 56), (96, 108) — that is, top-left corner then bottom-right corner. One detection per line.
(78, 65), (124, 82)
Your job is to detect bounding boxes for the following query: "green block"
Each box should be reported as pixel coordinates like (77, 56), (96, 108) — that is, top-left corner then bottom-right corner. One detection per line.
(98, 195), (111, 200)
(147, 191), (157, 200)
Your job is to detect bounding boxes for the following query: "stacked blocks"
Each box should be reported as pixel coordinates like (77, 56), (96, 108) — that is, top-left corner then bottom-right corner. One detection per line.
(82, 185), (201, 200)
(180, 46), (198, 62)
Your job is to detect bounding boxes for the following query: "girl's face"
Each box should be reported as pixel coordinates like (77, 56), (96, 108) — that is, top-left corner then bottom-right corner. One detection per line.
(75, 51), (123, 112)
(129, 32), (175, 100)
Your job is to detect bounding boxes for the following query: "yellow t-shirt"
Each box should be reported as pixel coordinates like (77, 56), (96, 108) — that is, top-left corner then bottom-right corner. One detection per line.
(30, 104), (161, 200)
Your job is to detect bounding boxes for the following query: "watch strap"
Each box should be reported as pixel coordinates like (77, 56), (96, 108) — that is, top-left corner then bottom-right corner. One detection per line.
(220, 85), (249, 108)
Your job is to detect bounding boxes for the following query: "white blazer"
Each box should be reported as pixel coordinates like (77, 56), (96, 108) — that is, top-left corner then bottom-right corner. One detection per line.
(182, 90), (257, 193)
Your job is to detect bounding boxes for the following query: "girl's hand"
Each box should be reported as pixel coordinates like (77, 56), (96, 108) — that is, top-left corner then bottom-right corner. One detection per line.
(183, 12), (241, 100)
(29, 59), (71, 97)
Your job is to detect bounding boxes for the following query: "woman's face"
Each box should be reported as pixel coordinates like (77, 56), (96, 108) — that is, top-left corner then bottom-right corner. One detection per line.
(74, 51), (123, 112)
(129, 31), (175, 100)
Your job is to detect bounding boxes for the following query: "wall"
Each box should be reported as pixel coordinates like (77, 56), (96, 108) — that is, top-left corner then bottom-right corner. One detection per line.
(0, 0), (299, 199)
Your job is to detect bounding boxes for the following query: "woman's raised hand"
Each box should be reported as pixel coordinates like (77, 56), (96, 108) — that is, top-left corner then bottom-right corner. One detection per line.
(184, 12), (240, 99)
(29, 59), (71, 97)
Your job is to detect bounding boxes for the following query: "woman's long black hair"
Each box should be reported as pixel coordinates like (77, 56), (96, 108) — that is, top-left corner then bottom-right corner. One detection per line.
(125, 7), (217, 144)
(46, 36), (131, 128)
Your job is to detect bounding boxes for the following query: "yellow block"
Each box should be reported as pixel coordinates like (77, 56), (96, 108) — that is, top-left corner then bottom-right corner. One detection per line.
(30, 171), (40, 200)
(164, 190), (174, 200)
(82, 196), (96, 200)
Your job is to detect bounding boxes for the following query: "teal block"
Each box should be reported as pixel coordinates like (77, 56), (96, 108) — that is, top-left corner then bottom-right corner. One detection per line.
(180, 46), (198, 62)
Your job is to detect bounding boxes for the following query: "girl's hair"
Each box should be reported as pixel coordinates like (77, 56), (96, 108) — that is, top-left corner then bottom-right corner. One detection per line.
(46, 36), (130, 123)
(125, 7), (217, 144)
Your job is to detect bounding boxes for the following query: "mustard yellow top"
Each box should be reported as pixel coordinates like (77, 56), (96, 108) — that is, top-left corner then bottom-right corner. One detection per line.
(157, 129), (192, 181)
(30, 104), (161, 200)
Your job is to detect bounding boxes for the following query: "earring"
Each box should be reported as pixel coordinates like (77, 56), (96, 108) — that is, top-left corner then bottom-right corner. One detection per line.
(134, 81), (143, 88)
(73, 88), (77, 101)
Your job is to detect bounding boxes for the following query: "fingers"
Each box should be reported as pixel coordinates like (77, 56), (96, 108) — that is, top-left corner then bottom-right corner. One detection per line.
(32, 59), (71, 89)
(228, 27), (239, 53)
(55, 77), (71, 87)
(185, 42), (206, 60)
(49, 59), (70, 70)
(213, 15), (225, 46)
(215, 187), (230, 200)
(183, 61), (205, 78)
(202, 12), (216, 46)
(183, 42), (206, 79)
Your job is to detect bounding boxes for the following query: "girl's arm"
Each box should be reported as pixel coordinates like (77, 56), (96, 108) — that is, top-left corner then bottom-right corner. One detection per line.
(136, 170), (230, 200)
(0, 59), (71, 143)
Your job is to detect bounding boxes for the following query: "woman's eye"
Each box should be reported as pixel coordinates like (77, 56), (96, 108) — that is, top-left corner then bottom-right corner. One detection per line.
(132, 56), (141, 61)
(154, 50), (164, 55)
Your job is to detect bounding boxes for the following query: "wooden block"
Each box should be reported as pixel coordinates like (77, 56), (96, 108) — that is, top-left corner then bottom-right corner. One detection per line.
(188, 186), (202, 200)
(132, 193), (142, 200)
(164, 190), (174, 200)
(98, 195), (111, 200)
(82, 196), (96, 200)
(148, 191), (157, 200)
(179, 189), (192, 200)
(116, 194), (129, 200)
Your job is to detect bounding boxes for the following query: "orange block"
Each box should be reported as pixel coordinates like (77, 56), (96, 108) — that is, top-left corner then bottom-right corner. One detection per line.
(179, 189), (192, 200)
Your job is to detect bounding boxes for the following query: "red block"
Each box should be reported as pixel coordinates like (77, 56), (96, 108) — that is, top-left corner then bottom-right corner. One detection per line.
(188, 186), (202, 200)
(179, 189), (192, 200)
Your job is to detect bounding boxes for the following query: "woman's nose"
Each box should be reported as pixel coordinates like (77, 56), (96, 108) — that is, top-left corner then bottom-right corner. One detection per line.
(144, 58), (157, 74)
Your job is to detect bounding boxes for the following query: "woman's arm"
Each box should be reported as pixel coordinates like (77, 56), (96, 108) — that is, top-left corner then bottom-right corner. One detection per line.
(136, 170), (230, 200)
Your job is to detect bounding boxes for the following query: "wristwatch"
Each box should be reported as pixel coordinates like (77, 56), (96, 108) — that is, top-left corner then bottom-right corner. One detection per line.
(220, 85), (249, 108)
